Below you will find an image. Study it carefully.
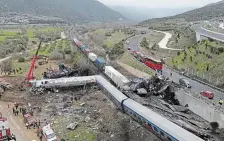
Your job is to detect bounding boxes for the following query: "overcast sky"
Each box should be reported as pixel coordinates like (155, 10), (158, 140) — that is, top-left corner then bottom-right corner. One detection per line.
(97, 0), (222, 8)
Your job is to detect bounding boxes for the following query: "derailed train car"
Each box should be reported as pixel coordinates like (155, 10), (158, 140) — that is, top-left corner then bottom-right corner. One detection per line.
(95, 75), (128, 110)
(104, 66), (130, 89)
(30, 76), (96, 89)
(95, 75), (204, 141)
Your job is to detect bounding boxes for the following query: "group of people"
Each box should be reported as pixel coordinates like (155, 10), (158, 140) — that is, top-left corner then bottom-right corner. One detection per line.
(12, 103), (22, 116)
(26, 120), (41, 129)
(7, 133), (16, 141)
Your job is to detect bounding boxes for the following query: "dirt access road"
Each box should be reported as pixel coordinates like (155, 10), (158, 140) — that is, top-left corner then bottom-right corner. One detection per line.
(0, 102), (38, 141)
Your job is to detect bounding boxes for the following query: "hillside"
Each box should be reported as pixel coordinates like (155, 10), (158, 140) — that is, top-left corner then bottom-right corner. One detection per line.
(0, 0), (126, 22)
(111, 6), (196, 21)
(139, 1), (224, 25)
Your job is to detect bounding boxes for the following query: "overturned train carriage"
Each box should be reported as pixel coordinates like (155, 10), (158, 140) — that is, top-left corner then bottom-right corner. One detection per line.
(30, 76), (97, 88)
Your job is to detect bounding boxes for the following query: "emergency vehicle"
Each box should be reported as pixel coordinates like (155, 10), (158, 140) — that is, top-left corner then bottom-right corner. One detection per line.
(0, 113), (15, 141)
(42, 124), (57, 141)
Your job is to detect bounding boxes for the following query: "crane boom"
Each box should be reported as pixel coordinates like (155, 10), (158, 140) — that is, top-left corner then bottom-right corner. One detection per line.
(26, 40), (42, 81)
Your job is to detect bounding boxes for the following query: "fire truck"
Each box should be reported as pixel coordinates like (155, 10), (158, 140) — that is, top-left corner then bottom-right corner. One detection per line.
(0, 113), (16, 140)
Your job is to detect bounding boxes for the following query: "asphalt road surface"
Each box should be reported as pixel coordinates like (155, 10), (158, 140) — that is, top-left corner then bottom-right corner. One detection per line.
(125, 28), (224, 104)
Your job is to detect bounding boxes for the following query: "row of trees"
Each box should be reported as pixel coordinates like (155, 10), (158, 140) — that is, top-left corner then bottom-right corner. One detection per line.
(0, 36), (29, 58)
(140, 37), (149, 48)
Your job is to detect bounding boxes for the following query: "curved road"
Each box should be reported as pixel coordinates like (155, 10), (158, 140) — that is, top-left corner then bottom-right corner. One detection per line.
(125, 28), (224, 104)
(154, 30), (182, 50)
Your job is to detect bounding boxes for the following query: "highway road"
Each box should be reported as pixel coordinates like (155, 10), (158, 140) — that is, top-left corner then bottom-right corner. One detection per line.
(125, 28), (224, 104)
(197, 27), (224, 42)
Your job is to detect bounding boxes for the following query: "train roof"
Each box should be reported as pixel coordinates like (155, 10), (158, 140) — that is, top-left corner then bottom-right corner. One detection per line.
(30, 76), (96, 88)
(73, 38), (79, 42)
(144, 56), (161, 63)
(95, 75), (128, 102)
(123, 99), (204, 141)
(105, 66), (130, 83)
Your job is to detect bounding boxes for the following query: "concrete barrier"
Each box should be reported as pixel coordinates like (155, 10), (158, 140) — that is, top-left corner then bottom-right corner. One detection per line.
(176, 89), (224, 128)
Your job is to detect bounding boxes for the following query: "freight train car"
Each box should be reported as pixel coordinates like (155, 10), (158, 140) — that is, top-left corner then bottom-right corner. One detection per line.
(88, 53), (97, 62)
(73, 38), (82, 47)
(95, 58), (105, 71)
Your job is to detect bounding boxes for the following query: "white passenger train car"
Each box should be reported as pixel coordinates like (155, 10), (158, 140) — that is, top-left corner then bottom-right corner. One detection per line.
(104, 66), (130, 89)
(30, 76), (96, 88)
(123, 99), (204, 141)
(95, 75), (128, 110)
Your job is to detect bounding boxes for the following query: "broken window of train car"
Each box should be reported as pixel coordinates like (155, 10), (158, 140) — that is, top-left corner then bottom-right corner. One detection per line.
(167, 136), (172, 141)
(160, 131), (165, 137)
(148, 123), (152, 129)
(153, 126), (159, 133)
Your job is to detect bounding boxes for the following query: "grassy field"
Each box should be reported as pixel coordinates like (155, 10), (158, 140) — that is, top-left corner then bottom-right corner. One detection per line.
(29, 39), (70, 56)
(0, 27), (63, 43)
(105, 32), (126, 48)
(0, 36), (8, 43)
(94, 29), (110, 35)
(168, 40), (224, 85)
(0, 30), (20, 43)
(145, 31), (164, 48)
(27, 27), (63, 38)
(168, 31), (197, 49)
(119, 52), (154, 75)
(202, 24), (224, 34)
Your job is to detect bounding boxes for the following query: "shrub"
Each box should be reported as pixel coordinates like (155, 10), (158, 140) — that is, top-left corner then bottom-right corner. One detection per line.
(18, 57), (25, 62)
(64, 46), (72, 54)
(49, 51), (63, 60)
(105, 32), (112, 37)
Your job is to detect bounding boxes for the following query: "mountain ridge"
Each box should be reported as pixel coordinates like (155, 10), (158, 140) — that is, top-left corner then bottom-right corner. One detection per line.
(139, 1), (224, 25)
(110, 6), (197, 21)
(0, 0), (127, 22)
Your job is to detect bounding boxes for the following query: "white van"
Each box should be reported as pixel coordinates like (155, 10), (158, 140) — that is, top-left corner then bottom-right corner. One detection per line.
(179, 78), (191, 88)
(42, 124), (57, 141)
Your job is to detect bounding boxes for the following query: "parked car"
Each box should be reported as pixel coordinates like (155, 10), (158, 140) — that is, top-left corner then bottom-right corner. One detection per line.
(179, 78), (191, 88)
(200, 91), (214, 99)
(127, 47), (131, 50)
(179, 71), (185, 75)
